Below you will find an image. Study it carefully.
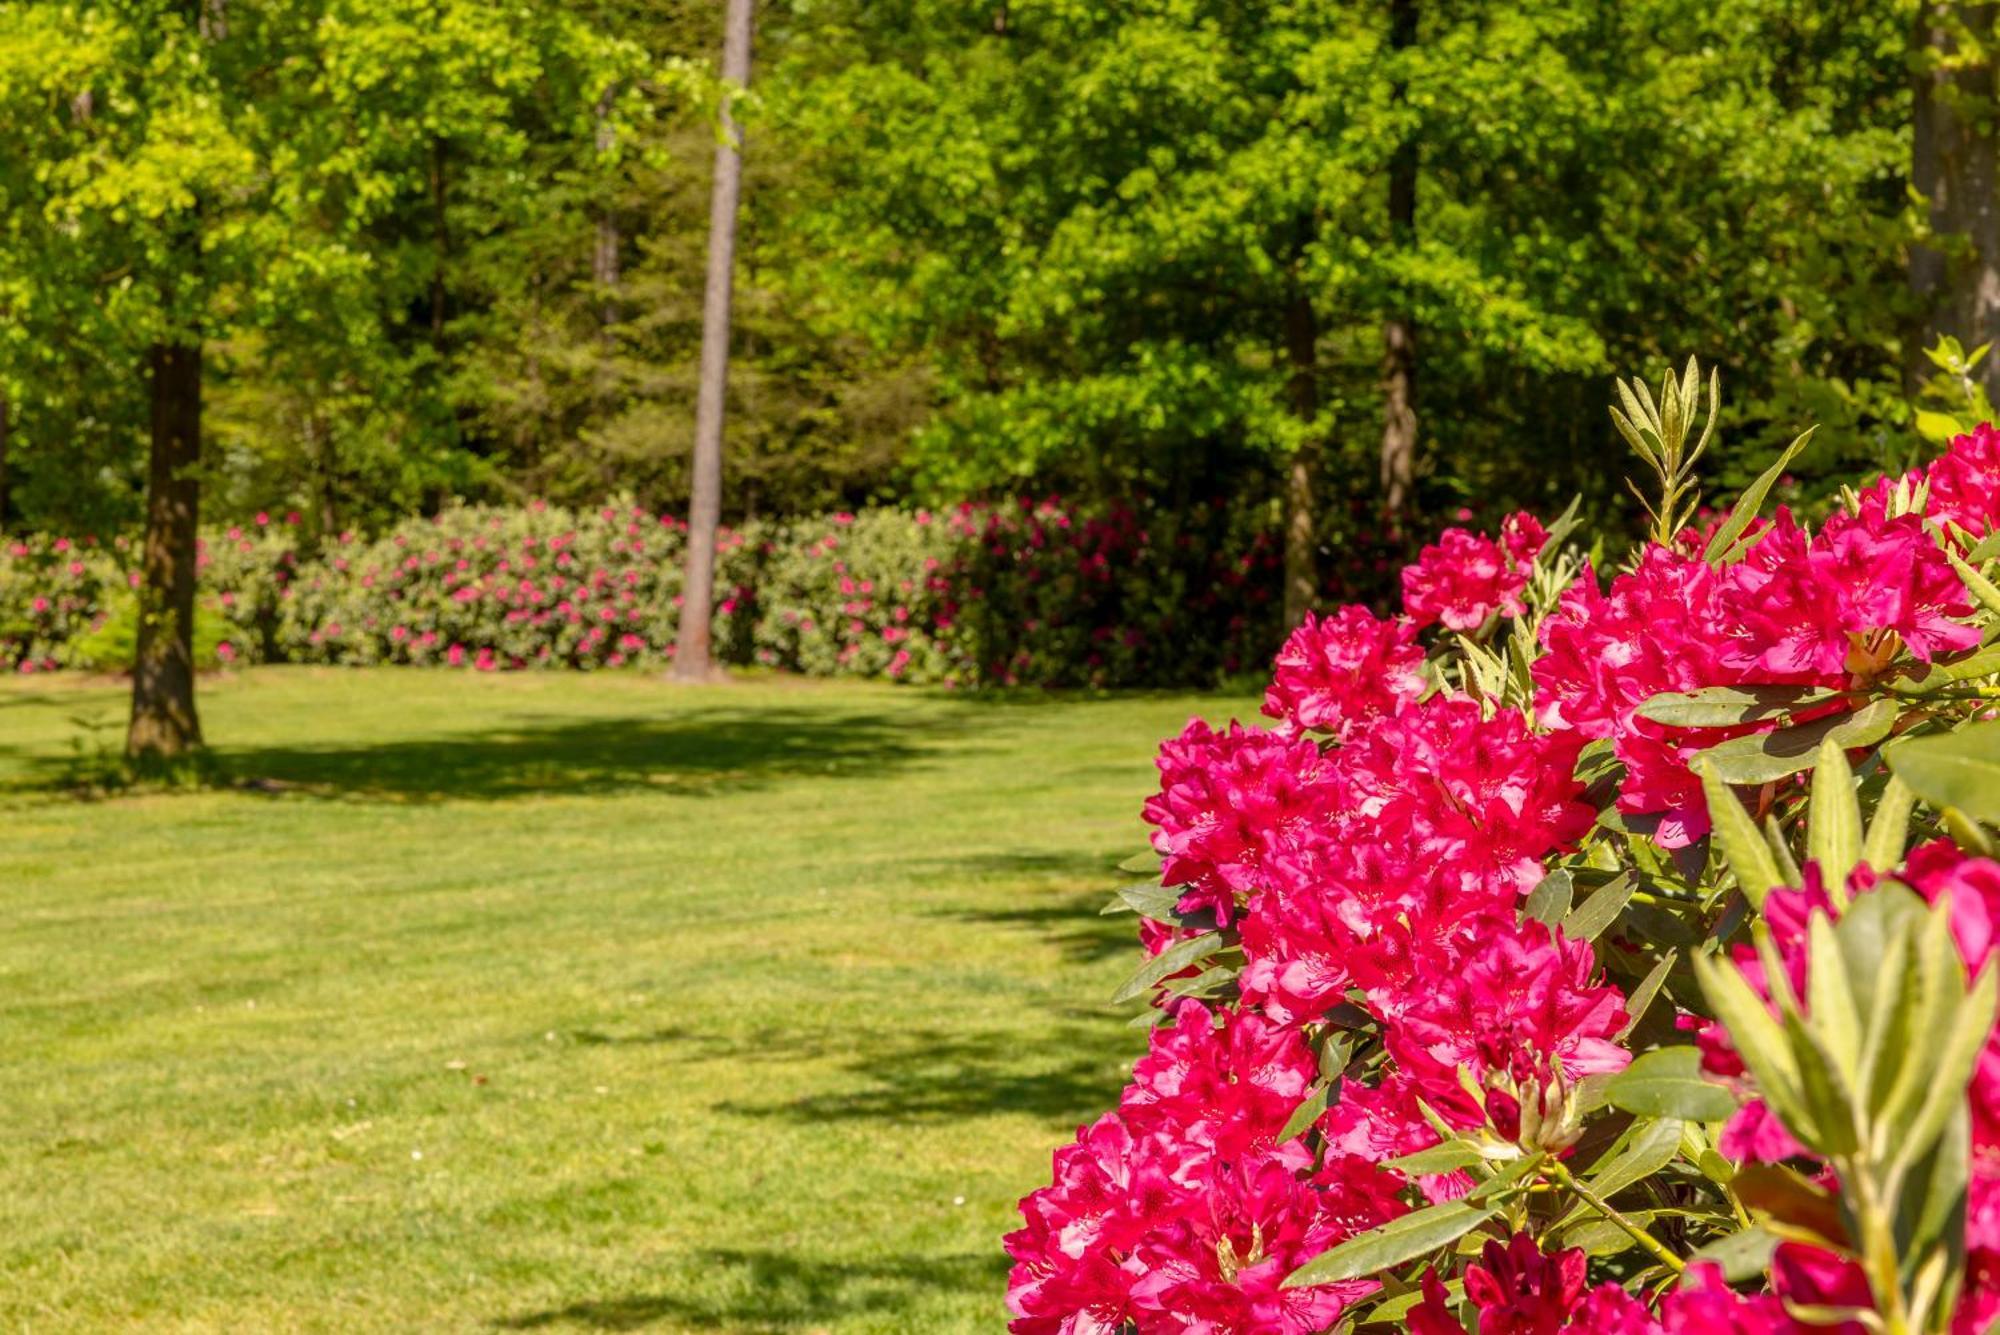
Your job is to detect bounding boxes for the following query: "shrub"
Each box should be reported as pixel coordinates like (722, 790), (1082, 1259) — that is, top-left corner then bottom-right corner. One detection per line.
(0, 497), (1283, 686)
(1006, 365), (2000, 1333)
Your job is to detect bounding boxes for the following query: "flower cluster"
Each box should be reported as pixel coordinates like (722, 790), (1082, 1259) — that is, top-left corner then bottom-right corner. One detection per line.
(1010, 410), (2000, 1333)
(0, 497), (1281, 686)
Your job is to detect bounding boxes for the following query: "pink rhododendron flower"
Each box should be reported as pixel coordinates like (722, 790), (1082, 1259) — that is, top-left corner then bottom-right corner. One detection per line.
(1262, 605), (1426, 740)
(1402, 517), (1541, 631)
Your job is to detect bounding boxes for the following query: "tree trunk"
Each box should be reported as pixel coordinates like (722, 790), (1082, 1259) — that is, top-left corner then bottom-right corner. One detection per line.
(0, 388), (11, 533)
(128, 341), (204, 760)
(1282, 293), (1320, 627)
(594, 85), (622, 335)
(1378, 0), (1419, 525)
(672, 0), (755, 681)
(1910, 2), (2000, 402)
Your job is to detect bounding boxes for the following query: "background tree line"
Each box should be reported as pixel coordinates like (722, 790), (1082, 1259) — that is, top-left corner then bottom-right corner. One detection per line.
(0, 1), (1997, 713)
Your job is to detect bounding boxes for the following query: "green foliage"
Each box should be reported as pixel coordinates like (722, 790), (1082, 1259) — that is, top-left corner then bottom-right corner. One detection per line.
(67, 591), (232, 674)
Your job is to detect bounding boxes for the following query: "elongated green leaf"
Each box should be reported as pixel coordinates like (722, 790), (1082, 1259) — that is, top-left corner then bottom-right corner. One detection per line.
(1694, 952), (1807, 1132)
(1863, 775), (1918, 873)
(1524, 869), (1574, 927)
(1689, 1226), (1780, 1282)
(1807, 740), (1862, 900)
(1887, 644), (2000, 697)
(1904, 1099), (1970, 1280)
(1561, 872), (1635, 942)
(1949, 548), (2000, 621)
(1382, 1141), (1486, 1176)
(1877, 907), (1966, 1133)
(1615, 950), (1678, 1042)
(1283, 1196), (1503, 1287)
(1161, 964), (1238, 1000)
(1603, 1046), (1738, 1121)
(1279, 1081), (1331, 1144)
(1781, 1010), (1856, 1155)
(1637, 684), (1839, 728)
(1699, 760), (1786, 907)
(1704, 427), (1815, 565)
(1694, 698), (1901, 786)
(1112, 932), (1223, 1004)
(1804, 913), (1862, 1082)
(1888, 722), (2000, 826)
(1366, 1277), (1463, 1323)
(1103, 883), (1181, 919)
(1556, 1116), (1683, 1229)
(1893, 962), (1998, 1176)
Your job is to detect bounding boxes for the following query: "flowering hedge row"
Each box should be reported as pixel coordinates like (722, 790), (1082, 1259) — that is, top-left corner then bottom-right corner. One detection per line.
(0, 498), (1282, 687)
(1007, 375), (2000, 1333)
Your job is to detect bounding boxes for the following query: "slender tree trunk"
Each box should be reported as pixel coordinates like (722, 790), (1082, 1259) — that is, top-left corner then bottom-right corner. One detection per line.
(128, 341), (204, 759)
(593, 85), (622, 335)
(1379, 0), (1419, 525)
(672, 0), (755, 681)
(1282, 293), (1320, 627)
(1910, 2), (2000, 402)
(0, 388), (11, 533)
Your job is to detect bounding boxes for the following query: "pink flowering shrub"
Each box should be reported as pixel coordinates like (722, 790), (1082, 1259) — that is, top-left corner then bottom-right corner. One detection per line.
(0, 497), (1281, 685)
(1010, 369), (2000, 1334)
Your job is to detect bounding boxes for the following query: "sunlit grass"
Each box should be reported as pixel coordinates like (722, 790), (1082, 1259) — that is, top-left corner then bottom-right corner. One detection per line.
(0, 667), (1245, 1332)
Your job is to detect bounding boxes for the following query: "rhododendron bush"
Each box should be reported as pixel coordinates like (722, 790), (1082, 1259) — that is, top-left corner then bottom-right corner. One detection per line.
(1009, 363), (2000, 1334)
(0, 497), (1279, 686)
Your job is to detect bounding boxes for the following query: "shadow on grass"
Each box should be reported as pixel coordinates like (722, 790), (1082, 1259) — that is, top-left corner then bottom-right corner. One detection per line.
(936, 887), (1136, 966)
(494, 1248), (1004, 1331)
(714, 1019), (1135, 1128)
(5, 703), (967, 803)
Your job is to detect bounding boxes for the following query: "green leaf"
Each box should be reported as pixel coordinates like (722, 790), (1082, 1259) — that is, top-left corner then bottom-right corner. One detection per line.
(1689, 1225), (1780, 1282)
(1102, 882), (1180, 919)
(1561, 871), (1635, 942)
(1382, 1141), (1486, 1176)
(1694, 952), (1808, 1133)
(1112, 932), (1223, 1004)
(1615, 949), (1678, 1042)
(1636, 684), (1840, 728)
(1693, 698), (1900, 786)
(1891, 958), (1997, 1177)
(1902, 1098), (1970, 1278)
(1603, 1046), (1739, 1122)
(1888, 722), (2000, 827)
(1949, 548), (2000, 622)
(1807, 739), (1862, 901)
(1366, 1277), (1463, 1323)
(1282, 1196), (1504, 1288)
(1886, 644), (2000, 696)
(1160, 964), (1238, 1000)
(1863, 775), (1918, 873)
(1699, 759), (1786, 907)
(1703, 426), (1814, 565)
(1917, 409), (1969, 444)
(1523, 868), (1574, 926)
(1557, 1115), (1683, 1228)
(1279, 1080), (1331, 1144)
(1804, 912), (1862, 1082)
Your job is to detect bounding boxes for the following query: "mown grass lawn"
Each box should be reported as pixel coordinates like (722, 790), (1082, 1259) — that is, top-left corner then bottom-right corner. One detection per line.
(0, 668), (1244, 1332)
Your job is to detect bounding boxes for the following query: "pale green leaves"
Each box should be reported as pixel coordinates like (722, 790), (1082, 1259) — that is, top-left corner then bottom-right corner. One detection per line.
(1611, 357), (1720, 547)
(1889, 722), (2000, 828)
(1604, 1046), (1737, 1122)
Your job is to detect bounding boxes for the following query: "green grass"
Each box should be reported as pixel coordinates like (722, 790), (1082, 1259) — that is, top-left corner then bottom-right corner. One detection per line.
(0, 668), (1244, 1332)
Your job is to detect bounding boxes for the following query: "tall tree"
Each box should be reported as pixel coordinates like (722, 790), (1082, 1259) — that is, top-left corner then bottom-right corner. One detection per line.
(1910, 3), (2000, 402)
(673, 0), (755, 680)
(1378, 0), (1419, 527)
